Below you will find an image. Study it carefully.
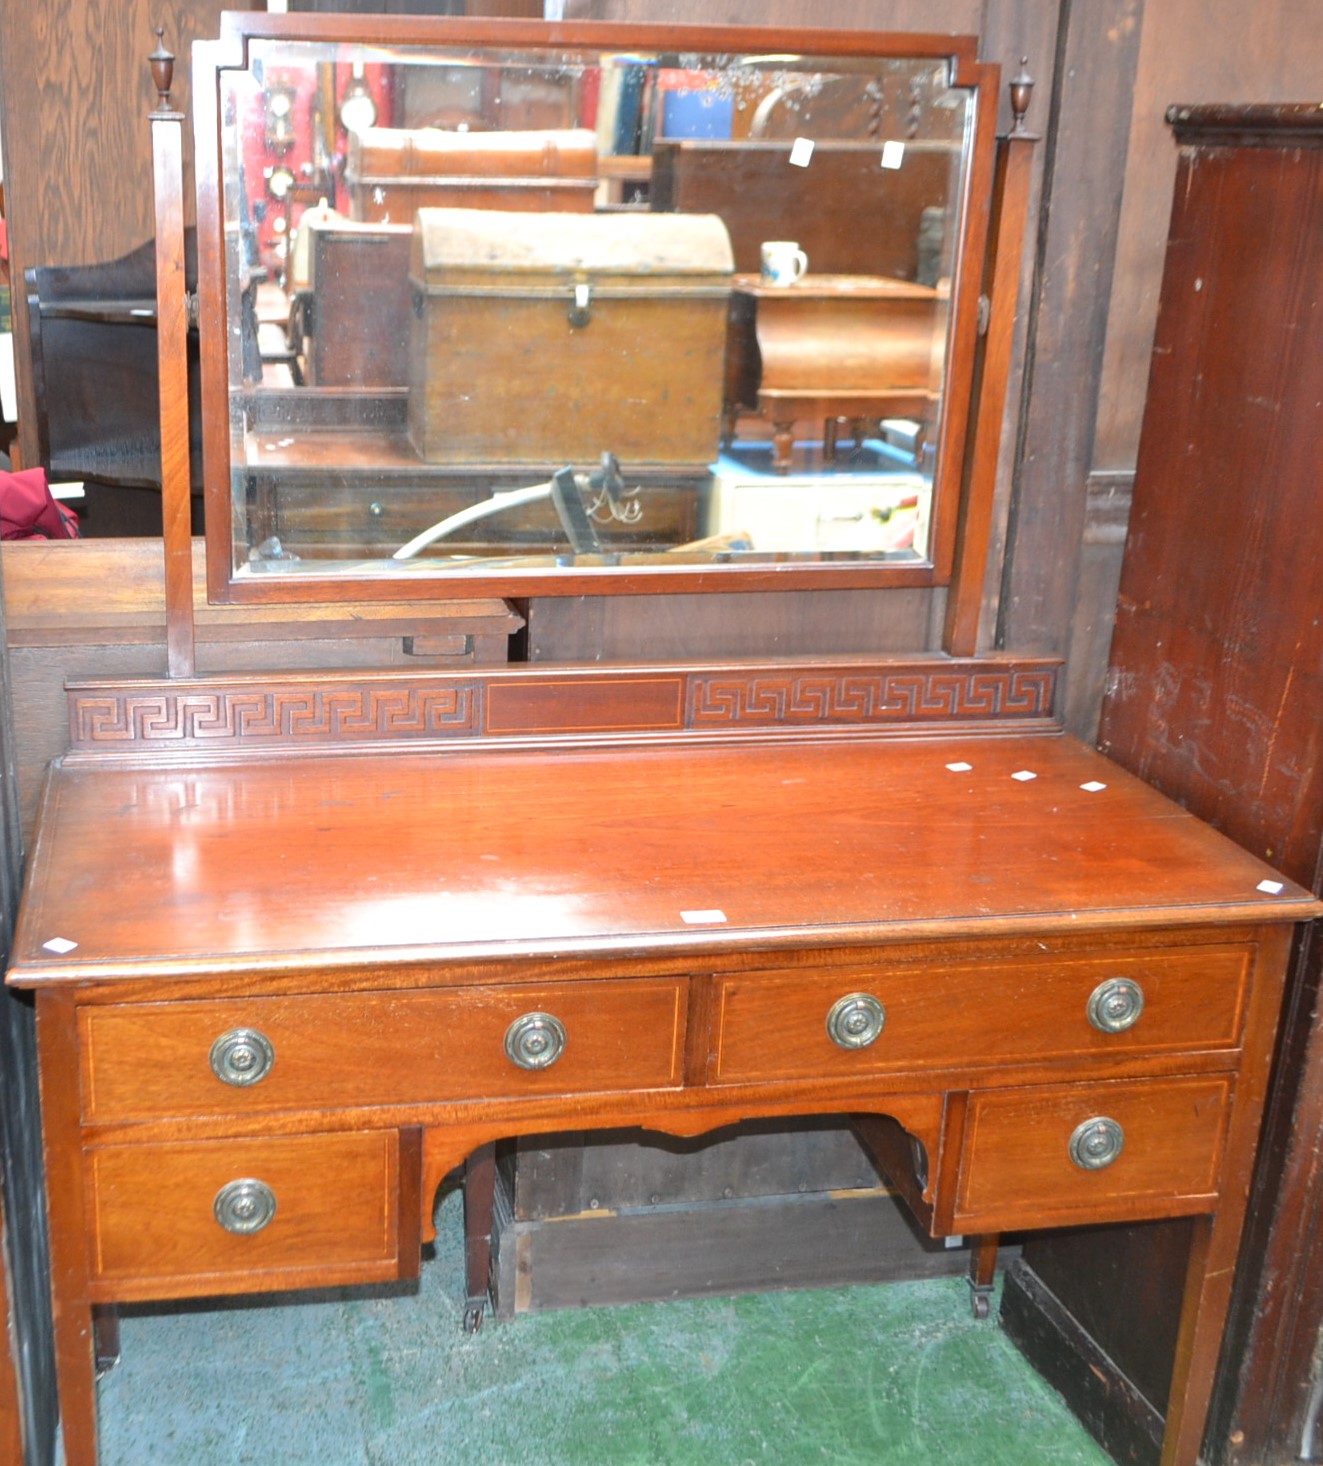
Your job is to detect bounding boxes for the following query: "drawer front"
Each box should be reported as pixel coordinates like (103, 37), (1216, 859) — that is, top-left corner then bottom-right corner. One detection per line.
(712, 946), (1249, 1084)
(953, 1075), (1231, 1230)
(83, 978), (687, 1123)
(88, 1130), (401, 1293)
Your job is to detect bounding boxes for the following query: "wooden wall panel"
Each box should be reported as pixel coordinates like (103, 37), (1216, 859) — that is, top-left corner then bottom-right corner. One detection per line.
(993, 0), (1143, 734)
(1093, 0), (1323, 473)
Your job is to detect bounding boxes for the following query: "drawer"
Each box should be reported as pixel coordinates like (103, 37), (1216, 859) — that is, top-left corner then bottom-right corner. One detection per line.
(82, 978), (687, 1123)
(712, 946), (1250, 1084)
(87, 1130), (404, 1296)
(952, 1075), (1231, 1231)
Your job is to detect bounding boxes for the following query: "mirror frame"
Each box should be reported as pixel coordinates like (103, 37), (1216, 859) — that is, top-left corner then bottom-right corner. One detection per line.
(192, 13), (1001, 605)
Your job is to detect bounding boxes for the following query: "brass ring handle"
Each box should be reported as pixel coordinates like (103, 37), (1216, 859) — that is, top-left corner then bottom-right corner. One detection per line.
(1086, 978), (1145, 1034)
(504, 1012), (567, 1071)
(213, 1178), (277, 1235)
(826, 992), (886, 1050)
(1068, 1116), (1125, 1171)
(209, 1028), (275, 1087)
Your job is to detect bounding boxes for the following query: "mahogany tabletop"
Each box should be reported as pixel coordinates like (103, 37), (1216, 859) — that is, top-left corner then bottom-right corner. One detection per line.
(10, 732), (1319, 984)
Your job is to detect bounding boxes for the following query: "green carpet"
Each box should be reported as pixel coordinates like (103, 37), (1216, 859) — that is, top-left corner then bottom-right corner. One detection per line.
(94, 1193), (1113, 1465)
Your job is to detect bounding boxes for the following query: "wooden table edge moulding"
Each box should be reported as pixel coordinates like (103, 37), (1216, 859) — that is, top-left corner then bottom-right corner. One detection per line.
(9, 26), (1321, 1466)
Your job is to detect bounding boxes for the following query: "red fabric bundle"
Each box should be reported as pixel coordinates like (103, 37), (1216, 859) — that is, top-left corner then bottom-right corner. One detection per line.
(0, 468), (79, 540)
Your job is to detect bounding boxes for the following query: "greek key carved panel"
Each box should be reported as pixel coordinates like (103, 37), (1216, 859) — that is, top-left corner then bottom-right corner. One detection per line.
(71, 682), (482, 750)
(686, 666), (1056, 727)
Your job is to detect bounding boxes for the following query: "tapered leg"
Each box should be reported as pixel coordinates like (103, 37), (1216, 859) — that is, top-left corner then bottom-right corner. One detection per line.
(36, 991), (100, 1465)
(1159, 1214), (1234, 1466)
(967, 1234), (999, 1319)
(52, 1300), (99, 1466)
(1160, 926), (1299, 1466)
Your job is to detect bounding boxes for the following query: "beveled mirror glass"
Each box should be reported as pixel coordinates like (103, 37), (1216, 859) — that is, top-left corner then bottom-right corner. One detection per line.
(194, 16), (998, 601)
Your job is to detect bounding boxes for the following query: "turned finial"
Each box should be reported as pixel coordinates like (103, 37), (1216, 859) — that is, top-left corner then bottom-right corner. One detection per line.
(149, 27), (175, 110)
(1009, 58), (1034, 134)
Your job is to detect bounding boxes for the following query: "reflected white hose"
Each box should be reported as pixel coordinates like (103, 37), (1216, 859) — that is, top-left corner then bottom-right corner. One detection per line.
(391, 482), (553, 560)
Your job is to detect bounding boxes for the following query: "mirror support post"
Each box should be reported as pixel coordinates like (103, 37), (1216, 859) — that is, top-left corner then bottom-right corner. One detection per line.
(149, 32), (197, 678)
(943, 102), (1038, 658)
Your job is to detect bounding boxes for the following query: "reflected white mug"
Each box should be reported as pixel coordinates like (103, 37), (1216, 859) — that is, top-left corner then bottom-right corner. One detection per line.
(760, 240), (808, 286)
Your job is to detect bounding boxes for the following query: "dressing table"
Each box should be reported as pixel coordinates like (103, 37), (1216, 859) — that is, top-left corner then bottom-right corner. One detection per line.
(8, 18), (1319, 1466)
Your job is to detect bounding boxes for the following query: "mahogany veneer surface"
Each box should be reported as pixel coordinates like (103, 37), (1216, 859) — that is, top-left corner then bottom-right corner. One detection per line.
(13, 734), (1305, 979)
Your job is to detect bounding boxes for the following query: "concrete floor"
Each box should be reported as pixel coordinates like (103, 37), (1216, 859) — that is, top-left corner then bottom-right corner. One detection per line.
(93, 1192), (1113, 1466)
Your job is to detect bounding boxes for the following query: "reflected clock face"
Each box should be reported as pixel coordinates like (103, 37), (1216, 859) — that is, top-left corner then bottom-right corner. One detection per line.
(339, 86), (378, 134)
(264, 83), (298, 153)
(265, 165), (295, 201)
